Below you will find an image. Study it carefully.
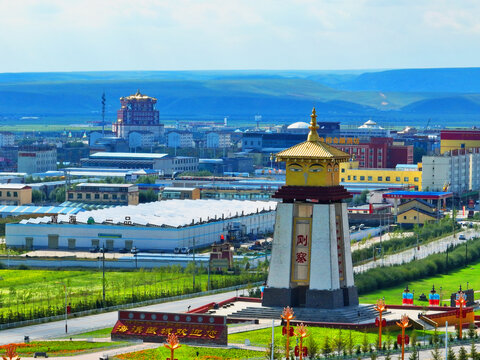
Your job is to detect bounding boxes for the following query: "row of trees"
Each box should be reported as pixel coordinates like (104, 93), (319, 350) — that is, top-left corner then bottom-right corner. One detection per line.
(266, 326), (479, 359)
(0, 264), (268, 325)
(352, 217), (460, 264)
(355, 237), (480, 294)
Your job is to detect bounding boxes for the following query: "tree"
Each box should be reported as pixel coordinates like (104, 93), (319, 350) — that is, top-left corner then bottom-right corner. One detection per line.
(409, 346), (419, 360)
(470, 339), (478, 360)
(410, 330), (418, 348)
(322, 335), (332, 357)
(332, 329), (345, 355)
(346, 330), (355, 356)
(265, 340), (282, 359)
(48, 187), (65, 203)
(139, 189), (157, 203)
(431, 343), (442, 360)
(448, 344), (457, 360)
(459, 347), (468, 360)
(361, 332), (370, 354)
(31, 189), (45, 203)
(468, 324), (476, 339)
(307, 334), (319, 359)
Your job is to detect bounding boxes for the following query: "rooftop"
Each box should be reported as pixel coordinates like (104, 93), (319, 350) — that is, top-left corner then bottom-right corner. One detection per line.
(0, 184), (31, 189)
(90, 152), (168, 160)
(20, 199), (277, 227)
(75, 183), (137, 188)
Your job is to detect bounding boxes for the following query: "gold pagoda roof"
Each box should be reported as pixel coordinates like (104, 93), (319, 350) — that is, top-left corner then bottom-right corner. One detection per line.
(275, 108), (351, 161)
(121, 89), (157, 101)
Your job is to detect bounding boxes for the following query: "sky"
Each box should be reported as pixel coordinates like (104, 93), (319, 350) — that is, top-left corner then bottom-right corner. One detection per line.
(1, 0), (480, 72)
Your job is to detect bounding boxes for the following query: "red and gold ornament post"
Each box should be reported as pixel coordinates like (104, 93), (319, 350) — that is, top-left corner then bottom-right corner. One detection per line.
(164, 333), (181, 360)
(374, 298), (386, 350)
(281, 306), (295, 358)
(396, 314), (411, 360)
(295, 323), (309, 360)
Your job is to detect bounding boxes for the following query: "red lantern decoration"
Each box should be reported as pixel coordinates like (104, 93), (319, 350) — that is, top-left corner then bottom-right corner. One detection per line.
(303, 347), (308, 356)
(67, 305), (71, 314)
(295, 346), (300, 356)
(397, 334), (402, 345)
(405, 335), (410, 345)
(382, 319), (387, 327)
(282, 326), (287, 335)
(375, 317), (380, 327)
(289, 327), (294, 336)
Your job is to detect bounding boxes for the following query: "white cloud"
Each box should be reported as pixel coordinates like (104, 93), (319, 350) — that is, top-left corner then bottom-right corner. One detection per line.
(0, 0), (479, 71)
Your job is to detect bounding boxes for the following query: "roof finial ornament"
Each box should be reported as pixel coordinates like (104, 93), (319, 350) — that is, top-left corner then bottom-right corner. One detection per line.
(307, 107), (320, 142)
(136, 89), (141, 96)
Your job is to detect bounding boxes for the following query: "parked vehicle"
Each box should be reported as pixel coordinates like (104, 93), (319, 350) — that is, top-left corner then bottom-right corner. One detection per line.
(459, 234), (467, 240)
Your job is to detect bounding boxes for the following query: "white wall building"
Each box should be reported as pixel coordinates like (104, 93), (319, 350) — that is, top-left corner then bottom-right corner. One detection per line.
(128, 131), (155, 149)
(17, 145), (57, 174)
(167, 131), (194, 148)
(0, 132), (15, 147)
(422, 147), (480, 194)
(6, 200), (277, 251)
(206, 132), (231, 148)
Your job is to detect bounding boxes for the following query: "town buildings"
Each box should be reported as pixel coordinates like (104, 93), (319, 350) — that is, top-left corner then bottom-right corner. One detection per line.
(17, 145), (57, 173)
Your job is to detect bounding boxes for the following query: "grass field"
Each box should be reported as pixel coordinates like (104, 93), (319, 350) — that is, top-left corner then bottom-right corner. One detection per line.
(0, 268), (264, 324)
(68, 327), (113, 339)
(0, 340), (127, 357)
(229, 326), (382, 348)
(358, 262), (480, 305)
(115, 345), (263, 360)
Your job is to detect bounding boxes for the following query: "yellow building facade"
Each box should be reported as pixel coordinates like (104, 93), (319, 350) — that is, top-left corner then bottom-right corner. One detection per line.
(339, 163), (422, 190)
(397, 208), (437, 225)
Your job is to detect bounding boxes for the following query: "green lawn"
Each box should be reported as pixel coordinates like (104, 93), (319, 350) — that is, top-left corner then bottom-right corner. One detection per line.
(358, 263), (480, 305)
(115, 345), (263, 360)
(68, 327), (113, 339)
(229, 326), (383, 348)
(0, 340), (126, 357)
(0, 268), (264, 324)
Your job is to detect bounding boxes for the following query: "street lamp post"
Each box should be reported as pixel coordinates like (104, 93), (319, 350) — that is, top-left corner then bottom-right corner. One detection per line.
(374, 299), (386, 350)
(58, 282), (68, 333)
(99, 245), (106, 306)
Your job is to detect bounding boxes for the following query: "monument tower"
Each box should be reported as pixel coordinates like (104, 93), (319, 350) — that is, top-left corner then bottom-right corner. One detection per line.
(262, 108), (358, 309)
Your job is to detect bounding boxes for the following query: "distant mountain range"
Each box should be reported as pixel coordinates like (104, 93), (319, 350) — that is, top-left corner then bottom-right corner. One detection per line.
(1, 68), (480, 126)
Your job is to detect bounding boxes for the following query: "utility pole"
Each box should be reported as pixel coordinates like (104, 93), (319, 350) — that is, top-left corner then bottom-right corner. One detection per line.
(101, 245), (106, 306)
(101, 92), (106, 137)
(192, 237), (196, 290)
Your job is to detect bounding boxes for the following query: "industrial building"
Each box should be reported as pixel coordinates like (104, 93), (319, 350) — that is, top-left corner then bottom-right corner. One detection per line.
(67, 183), (139, 206)
(80, 152), (198, 175)
(18, 145), (57, 174)
(0, 184), (32, 205)
(6, 199), (277, 252)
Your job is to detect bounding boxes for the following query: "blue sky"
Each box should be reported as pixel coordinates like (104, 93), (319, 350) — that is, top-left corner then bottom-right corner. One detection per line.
(1, 0), (479, 72)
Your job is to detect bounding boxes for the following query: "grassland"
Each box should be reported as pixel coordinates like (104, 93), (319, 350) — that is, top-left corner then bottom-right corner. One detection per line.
(358, 262), (480, 305)
(0, 340), (127, 357)
(115, 345), (263, 360)
(0, 267), (265, 324)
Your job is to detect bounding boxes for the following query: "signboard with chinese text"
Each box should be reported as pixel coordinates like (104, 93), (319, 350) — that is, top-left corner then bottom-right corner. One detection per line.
(290, 217), (312, 283)
(318, 137), (360, 145)
(111, 310), (227, 345)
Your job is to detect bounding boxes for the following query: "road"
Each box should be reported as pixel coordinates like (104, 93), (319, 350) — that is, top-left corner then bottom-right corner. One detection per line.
(0, 289), (243, 345)
(354, 228), (479, 274)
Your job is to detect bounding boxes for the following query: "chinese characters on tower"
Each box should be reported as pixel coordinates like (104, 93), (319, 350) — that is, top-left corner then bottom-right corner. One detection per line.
(291, 218), (311, 282)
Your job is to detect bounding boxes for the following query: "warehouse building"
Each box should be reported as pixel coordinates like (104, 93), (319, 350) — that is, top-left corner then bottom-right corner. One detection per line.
(6, 199), (276, 252)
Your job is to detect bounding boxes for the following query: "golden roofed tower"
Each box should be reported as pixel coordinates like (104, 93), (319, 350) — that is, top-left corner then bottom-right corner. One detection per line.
(276, 108), (351, 187)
